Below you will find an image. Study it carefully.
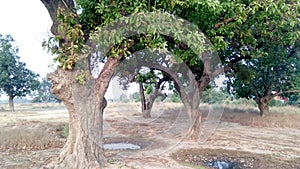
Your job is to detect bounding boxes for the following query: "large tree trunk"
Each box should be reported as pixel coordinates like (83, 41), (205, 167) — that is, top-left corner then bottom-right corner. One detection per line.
(46, 57), (119, 169)
(8, 96), (14, 112)
(40, 0), (111, 168)
(255, 96), (271, 116)
(46, 70), (104, 169)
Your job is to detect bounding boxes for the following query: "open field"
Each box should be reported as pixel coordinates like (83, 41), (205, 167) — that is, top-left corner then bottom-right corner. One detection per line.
(0, 102), (300, 168)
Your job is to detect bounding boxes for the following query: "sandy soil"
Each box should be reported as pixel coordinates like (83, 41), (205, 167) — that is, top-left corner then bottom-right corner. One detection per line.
(0, 103), (300, 169)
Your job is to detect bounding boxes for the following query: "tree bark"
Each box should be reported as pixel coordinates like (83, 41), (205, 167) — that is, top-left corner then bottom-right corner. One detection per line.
(46, 56), (118, 169)
(46, 70), (104, 169)
(255, 96), (271, 116)
(8, 96), (14, 112)
(138, 82), (147, 117)
(40, 0), (75, 35)
(186, 109), (202, 140)
(139, 80), (167, 118)
(40, 0), (111, 168)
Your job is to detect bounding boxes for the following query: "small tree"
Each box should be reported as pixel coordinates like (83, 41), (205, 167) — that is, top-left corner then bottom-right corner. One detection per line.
(116, 52), (169, 118)
(0, 34), (40, 111)
(136, 70), (168, 118)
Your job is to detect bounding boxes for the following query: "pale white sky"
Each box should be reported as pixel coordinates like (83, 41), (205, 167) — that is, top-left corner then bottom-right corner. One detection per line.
(0, 0), (54, 77)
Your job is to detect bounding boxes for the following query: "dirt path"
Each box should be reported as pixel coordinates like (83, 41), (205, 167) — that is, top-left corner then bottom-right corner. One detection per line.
(103, 121), (300, 168)
(1, 104), (300, 168)
(203, 123), (300, 158)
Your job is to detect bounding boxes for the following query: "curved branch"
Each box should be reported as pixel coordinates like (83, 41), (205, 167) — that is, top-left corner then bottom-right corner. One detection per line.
(272, 90), (300, 97)
(139, 63), (192, 107)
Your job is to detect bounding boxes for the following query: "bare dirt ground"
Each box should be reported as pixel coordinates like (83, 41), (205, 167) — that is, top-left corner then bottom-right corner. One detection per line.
(0, 102), (300, 169)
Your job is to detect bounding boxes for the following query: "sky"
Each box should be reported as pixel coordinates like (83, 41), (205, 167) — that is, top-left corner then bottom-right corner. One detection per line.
(0, 0), (54, 78)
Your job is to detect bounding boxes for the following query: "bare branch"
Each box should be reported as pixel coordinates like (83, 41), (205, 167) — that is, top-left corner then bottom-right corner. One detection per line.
(214, 18), (235, 29)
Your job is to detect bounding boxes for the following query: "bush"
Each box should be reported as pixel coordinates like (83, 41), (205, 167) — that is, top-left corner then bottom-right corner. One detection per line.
(201, 89), (232, 104)
(270, 98), (285, 107)
(232, 98), (257, 107)
(170, 92), (181, 103)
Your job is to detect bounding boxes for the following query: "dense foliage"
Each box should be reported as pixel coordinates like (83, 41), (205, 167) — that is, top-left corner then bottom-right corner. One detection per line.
(0, 34), (40, 111)
(224, 0), (300, 115)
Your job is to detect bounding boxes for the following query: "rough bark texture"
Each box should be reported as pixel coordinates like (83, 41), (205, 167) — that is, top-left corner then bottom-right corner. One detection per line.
(8, 96), (14, 112)
(40, 0), (75, 34)
(46, 70), (104, 169)
(46, 57), (119, 169)
(255, 96), (272, 117)
(186, 109), (202, 140)
(41, 0), (123, 168)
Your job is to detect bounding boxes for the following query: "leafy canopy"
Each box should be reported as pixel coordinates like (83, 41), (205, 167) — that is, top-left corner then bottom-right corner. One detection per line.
(225, 0), (300, 101)
(0, 34), (40, 99)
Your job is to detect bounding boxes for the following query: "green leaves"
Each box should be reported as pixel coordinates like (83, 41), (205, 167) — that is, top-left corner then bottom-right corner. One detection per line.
(0, 34), (40, 99)
(43, 9), (85, 70)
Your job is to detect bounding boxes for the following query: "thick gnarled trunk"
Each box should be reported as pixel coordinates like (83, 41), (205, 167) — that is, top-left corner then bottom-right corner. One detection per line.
(46, 70), (105, 169)
(46, 56), (119, 169)
(255, 96), (272, 116)
(41, 0), (112, 168)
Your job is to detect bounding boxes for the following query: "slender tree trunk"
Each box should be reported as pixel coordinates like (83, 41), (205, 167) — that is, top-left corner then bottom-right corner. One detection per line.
(255, 97), (271, 116)
(141, 85), (166, 118)
(143, 98), (154, 118)
(179, 92), (202, 140)
(138, 82), (147, 115)
(186, 109), (202, 140)
(8, 96), (14, 112)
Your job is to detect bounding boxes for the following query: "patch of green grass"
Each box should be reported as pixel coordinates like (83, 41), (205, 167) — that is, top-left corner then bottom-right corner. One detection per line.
(63, 123), (69, 138)
(107, 158), (116, 164)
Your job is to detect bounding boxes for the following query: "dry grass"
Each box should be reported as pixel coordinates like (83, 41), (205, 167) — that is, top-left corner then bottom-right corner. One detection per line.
(0, 122), (65, 152)
(217, 104), (300, 129)
(0, 103), (66, 112)
(271, 105), (300, 115)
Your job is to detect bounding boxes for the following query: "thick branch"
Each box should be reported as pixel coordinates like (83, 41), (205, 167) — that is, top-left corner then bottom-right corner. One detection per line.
(134, 63), (191, 107)
(40, 0), (75, 35)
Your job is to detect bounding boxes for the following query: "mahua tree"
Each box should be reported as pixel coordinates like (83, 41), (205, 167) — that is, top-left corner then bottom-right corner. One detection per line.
(39, 0), (299, 168)
(0, 34), (40, 112)
(224, 0), (300, 116)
